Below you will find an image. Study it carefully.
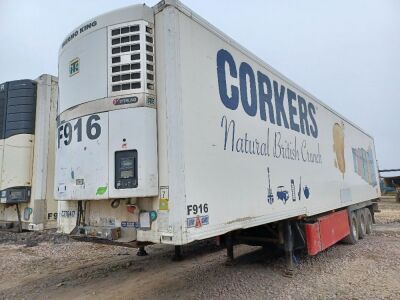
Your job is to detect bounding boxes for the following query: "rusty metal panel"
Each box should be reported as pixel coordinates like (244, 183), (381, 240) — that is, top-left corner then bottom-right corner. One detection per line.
(305, 222), (322, 256)
(306, 210), (350, 255)
(319, 210), (350, 250)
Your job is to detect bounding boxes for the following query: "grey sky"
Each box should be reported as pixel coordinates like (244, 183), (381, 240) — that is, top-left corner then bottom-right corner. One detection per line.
(0, 0), (399, 174)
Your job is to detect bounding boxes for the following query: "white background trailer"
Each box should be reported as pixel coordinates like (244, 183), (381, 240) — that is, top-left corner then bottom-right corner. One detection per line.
(56, 0), (380, 247)
(0, 74), (58, 230)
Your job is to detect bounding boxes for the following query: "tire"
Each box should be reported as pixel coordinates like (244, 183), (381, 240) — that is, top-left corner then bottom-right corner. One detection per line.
(365, 208), (373, 234)
(342, 211), (359, 244)
(357, 209), (366, 239)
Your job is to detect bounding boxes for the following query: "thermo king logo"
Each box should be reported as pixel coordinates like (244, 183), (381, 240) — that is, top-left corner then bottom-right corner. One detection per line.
(69, 58), (80, 76)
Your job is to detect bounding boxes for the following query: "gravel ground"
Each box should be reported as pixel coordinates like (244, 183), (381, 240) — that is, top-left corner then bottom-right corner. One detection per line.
(375, 196), (400, 224)
(0, 229), (70, 246)
(0, 197), (399, 300)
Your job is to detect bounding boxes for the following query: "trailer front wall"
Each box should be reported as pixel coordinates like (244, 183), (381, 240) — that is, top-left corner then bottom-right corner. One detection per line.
(157, 5), (380, 244)
(0, 75), (58, 229)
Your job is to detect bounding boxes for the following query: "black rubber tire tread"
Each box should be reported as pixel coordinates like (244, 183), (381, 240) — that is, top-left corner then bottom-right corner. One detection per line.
(357, 209), (366, 239)
(342, 211), (359, 244)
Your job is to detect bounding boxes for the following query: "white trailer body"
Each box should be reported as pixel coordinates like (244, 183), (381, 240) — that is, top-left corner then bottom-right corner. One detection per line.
(0, 74), (58, 230)
(55, 1), (380, 245)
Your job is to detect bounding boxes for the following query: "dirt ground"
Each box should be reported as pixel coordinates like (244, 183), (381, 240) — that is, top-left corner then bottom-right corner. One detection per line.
(1, 197), (399, 300)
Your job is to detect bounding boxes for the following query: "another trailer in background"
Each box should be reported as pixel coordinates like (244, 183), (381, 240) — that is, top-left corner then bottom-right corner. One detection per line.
(379, 169), (400, 202)
(0, 74), (58, 231)
(55, 0), (380, 266)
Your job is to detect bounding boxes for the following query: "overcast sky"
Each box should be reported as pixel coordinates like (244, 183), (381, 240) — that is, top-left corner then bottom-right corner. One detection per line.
(0, 0), (399, 174)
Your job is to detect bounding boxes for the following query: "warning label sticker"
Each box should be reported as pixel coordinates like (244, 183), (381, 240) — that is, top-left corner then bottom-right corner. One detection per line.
(159, 186), (169, 210)
(187, 215), (209, 228)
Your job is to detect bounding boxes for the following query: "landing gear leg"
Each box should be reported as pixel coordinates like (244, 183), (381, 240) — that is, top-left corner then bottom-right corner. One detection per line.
(225, 232), (234, 266)
(16, 204), (22, 233)
(137, 246), (148, 256)
(173, 245), (183, 261)
(283, 220), (294, 277)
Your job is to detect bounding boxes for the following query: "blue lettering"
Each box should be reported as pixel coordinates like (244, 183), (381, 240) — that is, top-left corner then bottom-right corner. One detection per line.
(216, 49), (318, 139)
(217, 49), (239, 110)
(297, 95), (310, 136)
(239, 62), (257, 117)
(257, 71), (275, 124)
(287, 88), (300, 132)
(221, 115), (235, 151)
(273, 81), (289, 129)
(308, 103), (318, 138)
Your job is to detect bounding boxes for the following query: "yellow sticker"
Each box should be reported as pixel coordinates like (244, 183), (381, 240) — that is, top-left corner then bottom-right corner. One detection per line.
(159, 186), (169, 210)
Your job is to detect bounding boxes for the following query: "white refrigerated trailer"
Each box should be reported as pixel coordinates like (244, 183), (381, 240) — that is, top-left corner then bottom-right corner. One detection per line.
(56, 0), (380, 261)
(0, 74), (58, 231)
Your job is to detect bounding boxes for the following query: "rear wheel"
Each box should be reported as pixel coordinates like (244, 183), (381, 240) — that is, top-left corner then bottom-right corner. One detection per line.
(342, 211), (359, 244)
(365, 208), (373, 234)
(357, 209), (366, 239)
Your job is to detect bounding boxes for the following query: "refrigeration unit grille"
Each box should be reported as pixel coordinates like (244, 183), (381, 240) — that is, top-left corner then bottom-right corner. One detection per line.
(108, 21), (155, 96)
(0, 83), (6, 138)
(0, 80), (36, 140)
